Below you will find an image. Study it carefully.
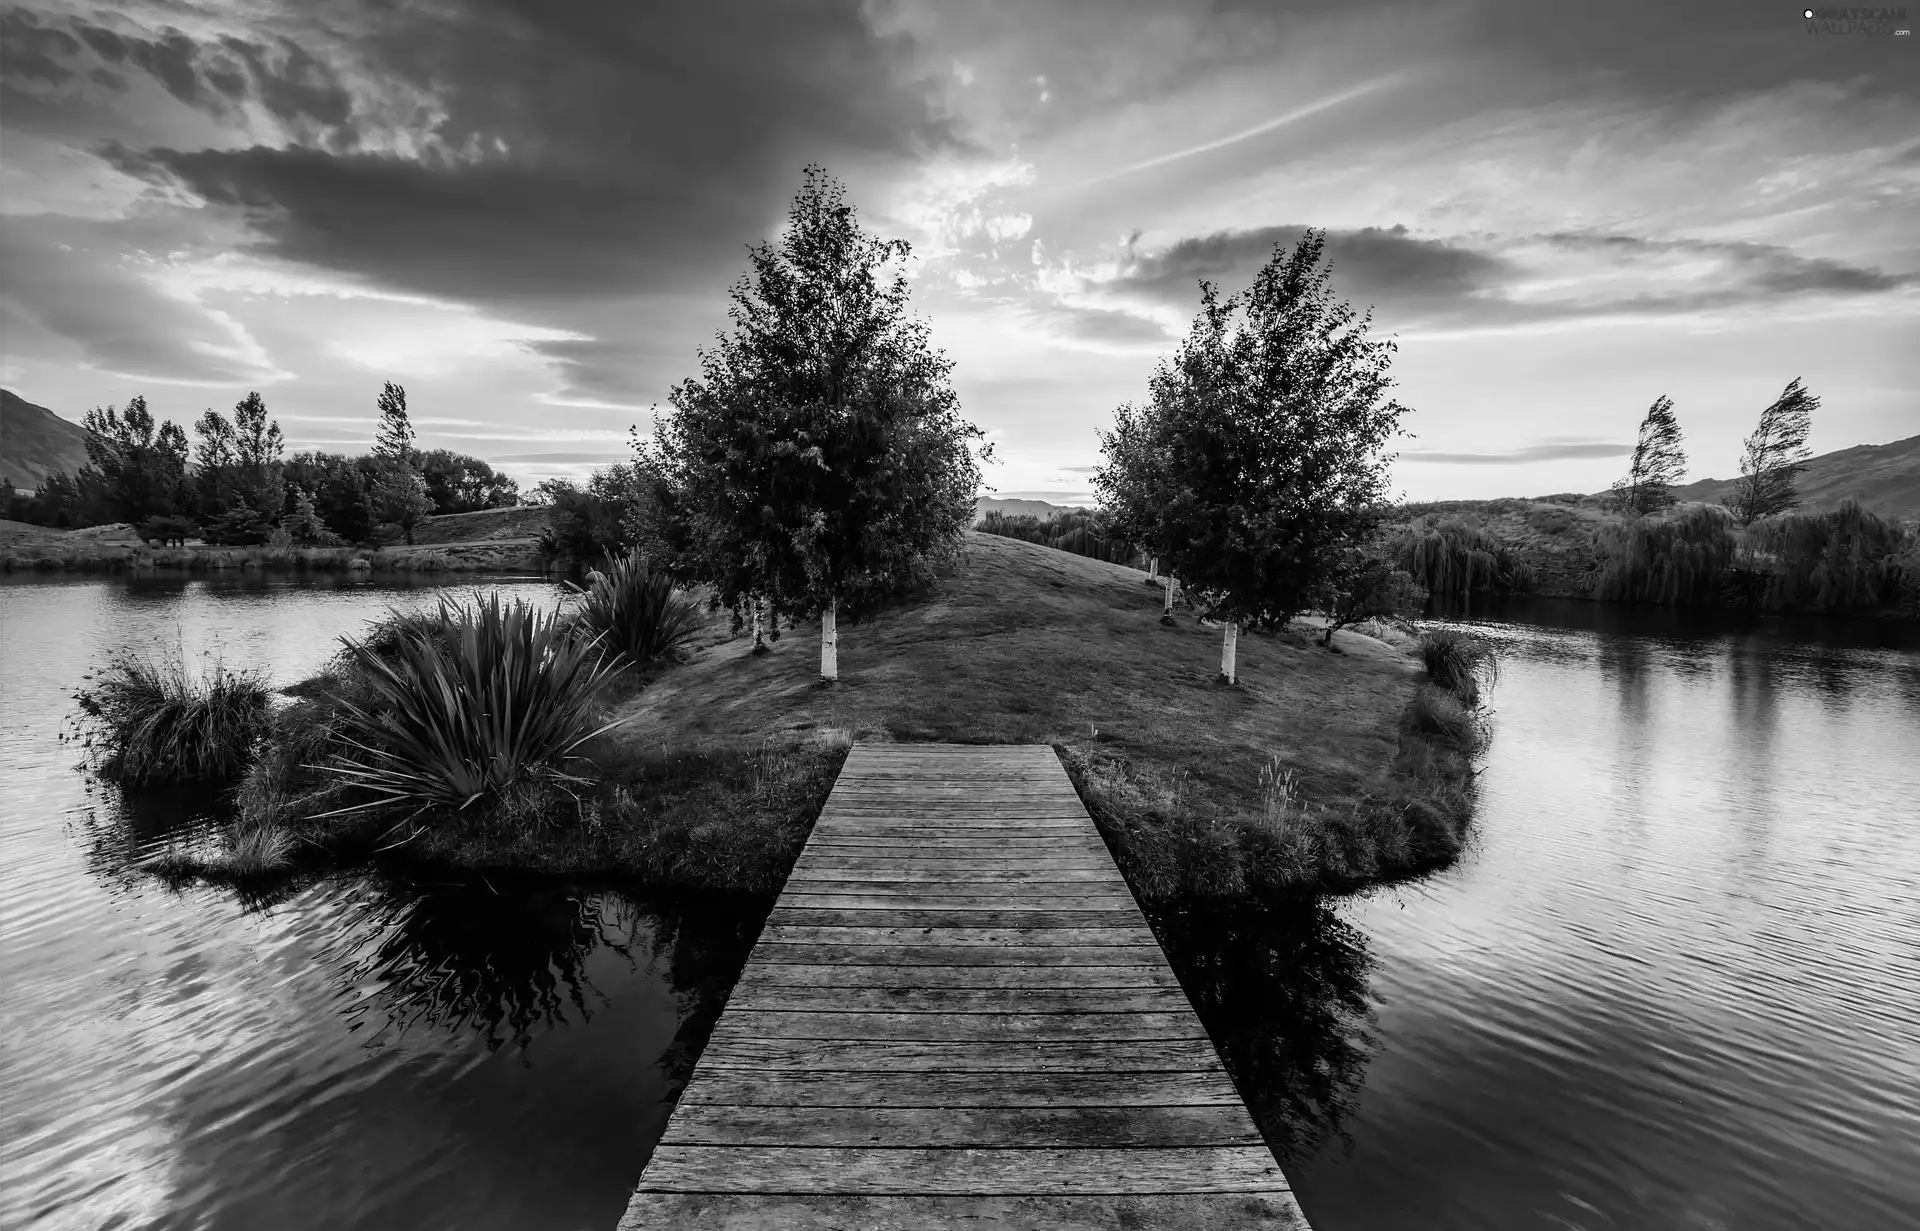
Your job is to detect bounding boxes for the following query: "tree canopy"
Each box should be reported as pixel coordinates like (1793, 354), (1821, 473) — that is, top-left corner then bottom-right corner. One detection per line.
(1610, 395), (1686, 516)
(1726, 378), (1817, 525)
(650, 166), (985, 677)
(1095, 229), (1409, 679)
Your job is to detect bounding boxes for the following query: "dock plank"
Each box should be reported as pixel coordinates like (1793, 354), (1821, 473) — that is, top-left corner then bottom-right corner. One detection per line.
(617, 743), (1308, 1230)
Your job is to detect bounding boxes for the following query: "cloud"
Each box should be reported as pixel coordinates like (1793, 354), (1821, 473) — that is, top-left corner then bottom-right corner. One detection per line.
(1398, 441), (1631, 465)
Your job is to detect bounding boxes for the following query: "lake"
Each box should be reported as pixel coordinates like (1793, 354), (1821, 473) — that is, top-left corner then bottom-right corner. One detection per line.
(2, 577), (1916, 1229)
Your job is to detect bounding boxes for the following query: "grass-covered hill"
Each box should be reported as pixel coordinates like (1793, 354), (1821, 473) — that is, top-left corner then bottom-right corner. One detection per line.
(1, 390), (91, 489)
(1658, 434), (1920, 522)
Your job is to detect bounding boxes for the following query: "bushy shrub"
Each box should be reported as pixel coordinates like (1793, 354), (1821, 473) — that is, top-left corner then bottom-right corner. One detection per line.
(75, 646), (269, 784)
(317, 594), (627, 817)
(570, 552), (703, 666)
(1406, 684), (1484, 751)
(1591, 503), (1738, 605)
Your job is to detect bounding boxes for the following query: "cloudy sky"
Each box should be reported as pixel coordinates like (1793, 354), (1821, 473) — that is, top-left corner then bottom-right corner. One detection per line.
(3, 0), (1915, 502)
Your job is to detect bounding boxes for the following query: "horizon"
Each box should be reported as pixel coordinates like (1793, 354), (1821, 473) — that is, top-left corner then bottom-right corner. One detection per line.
(2, 1), (1916, 503)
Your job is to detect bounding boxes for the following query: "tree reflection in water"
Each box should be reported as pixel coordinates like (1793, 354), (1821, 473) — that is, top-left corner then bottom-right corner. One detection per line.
(1148, 895), (1378, 1165)
(324, 874), (768, 1062)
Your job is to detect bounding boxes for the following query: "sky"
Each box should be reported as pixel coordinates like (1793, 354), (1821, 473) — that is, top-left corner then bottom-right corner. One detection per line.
(2, 0), (1915, 503)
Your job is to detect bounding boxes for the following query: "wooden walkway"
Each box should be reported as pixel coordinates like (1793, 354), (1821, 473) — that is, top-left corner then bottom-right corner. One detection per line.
(618, 743), (1310, 1230)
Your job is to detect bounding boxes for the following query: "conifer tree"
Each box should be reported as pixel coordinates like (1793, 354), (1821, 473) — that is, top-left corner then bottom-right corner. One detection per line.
(374, 381), (416, 463)
(1610, 395), (1687, 516)
(1726, 378), (1817, 525)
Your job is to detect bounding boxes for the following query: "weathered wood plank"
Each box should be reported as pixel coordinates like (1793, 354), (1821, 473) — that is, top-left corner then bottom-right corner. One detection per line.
(659, 1104), (1261, 1149)
(757, 925), (1158, 948)
(691, 1037), (1225, 1072)
(776, 885), (1137, 905)
(722, 984), (1190, 1014)
(764, 908), (1140, 929)
(792, 847), (1111, 864)
(674, 1068), (1245, 1109)
(637, 1145), (1289, 1195)
(708, 1009), (1207, 1043)
(751, 942), (1163, 967)
(730, 963), (1183, 991)
(807, 835), (1108, 849)
(619, 1193), (1310, 1231)
(786, 862), (1113, 881)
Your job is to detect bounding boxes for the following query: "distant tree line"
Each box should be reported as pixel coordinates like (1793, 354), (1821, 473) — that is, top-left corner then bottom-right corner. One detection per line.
(977, 509), (1145, 567)
(6, 381), (519, 546)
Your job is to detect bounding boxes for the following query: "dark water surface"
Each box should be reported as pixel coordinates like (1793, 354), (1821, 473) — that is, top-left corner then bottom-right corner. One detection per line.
(4, 579), (1918, 1230)
(0, 575), (764, 1231)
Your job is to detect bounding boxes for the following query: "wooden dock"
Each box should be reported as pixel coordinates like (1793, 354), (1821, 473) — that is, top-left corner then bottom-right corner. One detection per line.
(618, 743), (1310, 1230)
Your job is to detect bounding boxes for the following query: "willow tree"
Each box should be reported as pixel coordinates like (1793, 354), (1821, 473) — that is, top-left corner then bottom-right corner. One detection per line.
(1610, 395), (1687, 516)
(654, 167), (985, 682)
(1726, 378), (1817, 525)
(1097, 230), (1409, 683)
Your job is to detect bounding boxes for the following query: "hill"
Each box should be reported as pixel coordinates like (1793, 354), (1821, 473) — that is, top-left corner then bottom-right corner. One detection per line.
(973, 496), (1090, 523)
(1622, 434), (1920, 522)
(1, 390), (91, 490)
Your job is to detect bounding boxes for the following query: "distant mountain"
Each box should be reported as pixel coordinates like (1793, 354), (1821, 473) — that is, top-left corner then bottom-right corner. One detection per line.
(1654, 434), (1920, 522)
(974, 496), (1092, 524)
(1, 390), (91, 490)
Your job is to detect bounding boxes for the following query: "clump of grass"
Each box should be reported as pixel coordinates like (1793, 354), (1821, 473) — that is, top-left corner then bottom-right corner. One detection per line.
(1406, 684), (1486, 753)
(75, 645), (269, 784)
(317, 594), (628, 821)
(1418, 628), (1500, 704)
(569, 552), (702, 668)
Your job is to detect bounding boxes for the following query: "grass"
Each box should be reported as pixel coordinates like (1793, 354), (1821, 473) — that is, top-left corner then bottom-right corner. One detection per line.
(3, 542), (513, 574)
(74, 646), (270, 784)
(1418, 628), (1500, 705)
(116, 531), (1485, 903)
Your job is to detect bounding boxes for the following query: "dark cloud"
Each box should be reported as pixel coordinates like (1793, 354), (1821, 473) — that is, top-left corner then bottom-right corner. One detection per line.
(1399, 442), (1631, 464)
(1028, 302), (1172, 345)
(0, 9), (82, 85)
(1535, 232), (1914, 297)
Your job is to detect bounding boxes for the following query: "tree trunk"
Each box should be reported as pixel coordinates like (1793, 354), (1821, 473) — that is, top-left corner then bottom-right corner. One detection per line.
(1220, 620), (1238, 684)
(404, 523), (415, 546)
(1161, 574), (1176, 624)
(751, 600), (767, 654)
(1148, 556), (1158, 581)
(820, 598), (838, 683)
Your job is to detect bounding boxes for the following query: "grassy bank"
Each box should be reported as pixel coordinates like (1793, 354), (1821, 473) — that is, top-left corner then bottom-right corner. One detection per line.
(84, 532), (1490, 904)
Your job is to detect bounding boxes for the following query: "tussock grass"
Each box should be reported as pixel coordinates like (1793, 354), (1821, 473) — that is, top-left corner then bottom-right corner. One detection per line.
(318, 594), (628, 818)
(1418, 628), (1500, 704)
(75, 646), (269, 784)
(569, 553), (703, 667)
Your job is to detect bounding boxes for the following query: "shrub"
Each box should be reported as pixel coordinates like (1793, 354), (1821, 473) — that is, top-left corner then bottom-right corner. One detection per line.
(1591, 503), (1738, 605)
(75, 646), (270, 784)
(316, 594), (628, 818)
(1406, 684), (1484, 752)
(570, 552), (703, 667)
(1417, 628), (1499, 705)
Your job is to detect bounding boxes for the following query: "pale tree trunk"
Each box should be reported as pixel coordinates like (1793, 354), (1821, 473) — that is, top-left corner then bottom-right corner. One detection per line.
(1161, 574), (1176, 624)
(1220, 620), (1239, 684)
(1148, 556), (1158, 581)
(750, 599), (767, 654)
(820, 598), (838, 683)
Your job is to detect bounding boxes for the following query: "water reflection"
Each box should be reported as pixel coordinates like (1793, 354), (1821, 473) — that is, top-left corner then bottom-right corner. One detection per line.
(1149, 898), (1377, 1165)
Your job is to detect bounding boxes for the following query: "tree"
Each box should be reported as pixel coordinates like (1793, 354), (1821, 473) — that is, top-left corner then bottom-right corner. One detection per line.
(1314, 543), (1428, 647)
(374, 381), (416, 462)
(1609, 395), (1686, 516)
(283, 450), (376, 543)
(418, 449), (519, 514)
(1095, 230), (1409, 683)
(78, 395), (190, 524)
(192, 393), (285, 526)
(654, 166), (985, 682)
(368, 459), (432, 545)
(1726, 378), (1817, 525)
(280, 488), (343, 546)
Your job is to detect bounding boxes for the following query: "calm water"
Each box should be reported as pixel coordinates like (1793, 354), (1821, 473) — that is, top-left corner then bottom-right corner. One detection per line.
(3, 579), (1917, 1230)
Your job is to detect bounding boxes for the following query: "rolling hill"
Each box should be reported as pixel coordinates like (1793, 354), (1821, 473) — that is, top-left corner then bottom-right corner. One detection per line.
(1632, 434), (1920, 521)
(973, 496), (1090, 523)
(1, 390), (91, 490)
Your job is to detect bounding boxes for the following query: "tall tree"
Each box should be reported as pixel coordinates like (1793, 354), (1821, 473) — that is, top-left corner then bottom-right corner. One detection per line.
(79, 395), (190, 524)
(1726, 378), (1817, 525)
(192, 392), (285, 527)
(654, 166), (985, 682)
(368, 459), (433, 545)
(1610, 395), (1687, 516)
(1095, 230), (1409, 683)
(374, 381), (416, 462)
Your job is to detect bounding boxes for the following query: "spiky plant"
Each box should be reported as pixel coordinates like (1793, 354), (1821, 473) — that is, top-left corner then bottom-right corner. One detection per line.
(75, 646), (269, 784)
(316, 594), (627, 818)
(1417, 629), (1500, 705)
(570, 552), (703, 667)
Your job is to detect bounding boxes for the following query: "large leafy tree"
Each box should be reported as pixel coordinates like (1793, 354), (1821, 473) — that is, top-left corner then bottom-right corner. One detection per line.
(192, 392), (286, 532)
(1726, 378), (1817, 525)
(653, 166), (985, 682)
(1610, 395), (1687, 516)
(418, 449), (520, 514)
(1096, 230), (1409, 684)
(78, 394), (190, 524)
